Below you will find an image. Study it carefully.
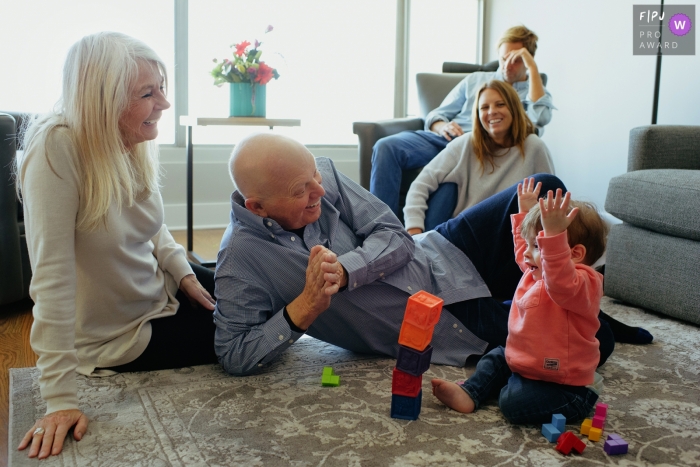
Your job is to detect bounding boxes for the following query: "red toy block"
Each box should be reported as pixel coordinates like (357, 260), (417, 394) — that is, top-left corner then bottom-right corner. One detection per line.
(595, 403), (608, 418)
(391, 367), (422, 397)
(398, 321), (435, 351)
(556, 432), (587, 456)
(403, 290), (443, 329)
(555, 432), (577, 455)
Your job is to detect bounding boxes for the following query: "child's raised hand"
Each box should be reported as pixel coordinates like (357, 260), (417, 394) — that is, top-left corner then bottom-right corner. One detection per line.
(539, 189), (579, 237)
(517, 177), (542, 213)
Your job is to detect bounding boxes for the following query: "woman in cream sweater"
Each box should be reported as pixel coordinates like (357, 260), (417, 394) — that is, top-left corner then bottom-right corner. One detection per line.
(16, 32), (216, 459)
(404, 80), (554, 234)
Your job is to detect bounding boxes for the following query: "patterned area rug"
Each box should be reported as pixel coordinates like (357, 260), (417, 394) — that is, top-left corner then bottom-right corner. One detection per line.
(9, 297), (700, 466)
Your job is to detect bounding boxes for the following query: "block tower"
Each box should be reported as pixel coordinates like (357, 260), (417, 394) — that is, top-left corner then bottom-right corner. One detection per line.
(390, 290), (443, 420)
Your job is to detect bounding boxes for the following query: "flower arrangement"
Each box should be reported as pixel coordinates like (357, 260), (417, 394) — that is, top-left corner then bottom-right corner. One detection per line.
(211, 25), (280, 86)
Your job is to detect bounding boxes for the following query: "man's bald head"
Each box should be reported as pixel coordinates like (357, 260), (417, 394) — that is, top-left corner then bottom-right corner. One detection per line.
(230, 133), (313, 199)
(229, 133), (326, 230)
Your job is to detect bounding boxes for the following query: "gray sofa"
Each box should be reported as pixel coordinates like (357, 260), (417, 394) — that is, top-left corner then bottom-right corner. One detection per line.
(0, 111), (32, 306)
(604, 125), (700, 325)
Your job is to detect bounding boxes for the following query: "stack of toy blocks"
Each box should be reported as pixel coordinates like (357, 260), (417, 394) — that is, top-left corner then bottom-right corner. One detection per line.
(391, 290), (443, 420)
(580, 403), (608, 442)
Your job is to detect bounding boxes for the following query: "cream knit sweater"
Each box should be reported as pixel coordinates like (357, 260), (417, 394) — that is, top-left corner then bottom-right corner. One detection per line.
(20, 127), (193, 414)
(403, 133), (555, 231)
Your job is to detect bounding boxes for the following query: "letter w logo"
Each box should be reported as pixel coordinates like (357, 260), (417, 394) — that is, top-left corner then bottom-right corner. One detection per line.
(674, 20), (686, 29)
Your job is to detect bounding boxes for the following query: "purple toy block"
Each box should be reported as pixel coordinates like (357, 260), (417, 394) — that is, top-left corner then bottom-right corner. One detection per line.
(390, 390), (422, 420)
(396, 344), (433, 376)
(595, 403), (608, 418)
(604, 439), (629, 455)
(604, 434), (629, 455)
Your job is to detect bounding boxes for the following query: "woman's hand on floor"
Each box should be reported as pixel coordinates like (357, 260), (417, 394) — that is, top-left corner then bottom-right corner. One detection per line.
(18, 409), (88, 459)
(180, 274), (216, 310)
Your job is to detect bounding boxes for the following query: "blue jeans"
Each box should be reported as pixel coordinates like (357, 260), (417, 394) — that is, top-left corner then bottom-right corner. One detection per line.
(370, 130), (449, 215)
(437, 174), (615, 367)
(425, 182), (458, 231)
(461, 346), (599, 425)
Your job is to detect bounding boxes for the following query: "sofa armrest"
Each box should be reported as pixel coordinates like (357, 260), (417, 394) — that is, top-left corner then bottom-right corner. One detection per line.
(628, 125), (700, 172)
(353, 117), (424, 189)
(0, 113), (28, 305)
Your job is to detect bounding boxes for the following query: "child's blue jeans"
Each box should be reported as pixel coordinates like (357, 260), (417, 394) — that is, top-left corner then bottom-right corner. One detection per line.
(460, 346), (599, 425)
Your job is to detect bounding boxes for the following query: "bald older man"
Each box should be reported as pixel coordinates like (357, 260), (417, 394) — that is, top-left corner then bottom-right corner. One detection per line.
(213, 134), (615, 376)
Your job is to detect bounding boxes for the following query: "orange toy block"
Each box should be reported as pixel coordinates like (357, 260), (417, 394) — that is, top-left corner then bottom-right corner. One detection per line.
(588, 427), (603, 442)
(398, 321), (435, 351)
(580, 418), (592, 436)
(403, 290), (444, 329)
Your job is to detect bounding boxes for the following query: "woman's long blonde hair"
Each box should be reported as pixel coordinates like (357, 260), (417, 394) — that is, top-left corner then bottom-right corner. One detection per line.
(17, 31), (167, 231)
(471, 80), (535, 173)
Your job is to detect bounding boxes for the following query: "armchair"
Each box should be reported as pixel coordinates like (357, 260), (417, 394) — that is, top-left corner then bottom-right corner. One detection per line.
(1, 112), (32, 306)
(352, 61), (547, 221)
(604, 125), (700, 325)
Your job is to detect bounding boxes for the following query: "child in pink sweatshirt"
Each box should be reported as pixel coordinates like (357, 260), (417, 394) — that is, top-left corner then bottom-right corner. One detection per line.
(431, 177), (609, 425)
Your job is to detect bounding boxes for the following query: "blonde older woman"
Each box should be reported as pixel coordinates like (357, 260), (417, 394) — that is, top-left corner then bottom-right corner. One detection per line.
(16, 32), (216, 459)
(404, 80), (554, 234)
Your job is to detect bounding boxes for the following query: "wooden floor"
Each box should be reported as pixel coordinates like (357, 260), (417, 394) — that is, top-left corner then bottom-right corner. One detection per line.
(0, 228), (224, 467)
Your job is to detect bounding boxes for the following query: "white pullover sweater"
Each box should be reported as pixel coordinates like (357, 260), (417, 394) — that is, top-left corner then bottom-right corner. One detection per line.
(403, 133), (555, 232)
(20, 126), (193, 414)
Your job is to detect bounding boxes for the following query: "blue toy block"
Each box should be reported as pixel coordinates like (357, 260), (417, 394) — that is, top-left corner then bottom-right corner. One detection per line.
(390, 390), (422, 420)
(542, 423), (562, 443)
(551, 414), (566, 432)
(396, 345), (433, 376)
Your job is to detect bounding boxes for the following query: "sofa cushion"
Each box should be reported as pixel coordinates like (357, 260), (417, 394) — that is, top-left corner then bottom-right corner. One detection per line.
(605, 169), (700, 241)
(605, 223), (700, 325)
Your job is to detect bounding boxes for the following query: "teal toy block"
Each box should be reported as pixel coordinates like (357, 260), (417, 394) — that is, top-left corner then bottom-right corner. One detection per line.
(390, 390), (422, 420)
(551, 413), (566, 432)
(542, 423), (562, 442)
(321, 366), (340, 387)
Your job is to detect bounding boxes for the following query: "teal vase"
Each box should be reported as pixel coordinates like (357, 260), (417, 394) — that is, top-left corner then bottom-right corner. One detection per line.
(229, 82), (266, 117)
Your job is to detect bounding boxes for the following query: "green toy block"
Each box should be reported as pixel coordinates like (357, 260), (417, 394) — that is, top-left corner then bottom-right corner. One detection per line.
(321, 366), (340, 387)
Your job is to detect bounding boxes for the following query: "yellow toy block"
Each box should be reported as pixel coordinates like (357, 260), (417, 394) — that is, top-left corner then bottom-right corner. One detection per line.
(580, 418), (592, 436)
(588, 427), (603, 442)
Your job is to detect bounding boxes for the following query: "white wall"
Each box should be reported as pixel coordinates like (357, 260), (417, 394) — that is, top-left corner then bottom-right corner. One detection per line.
(159, 145), (358, 230)
(484, 0), (699, 210)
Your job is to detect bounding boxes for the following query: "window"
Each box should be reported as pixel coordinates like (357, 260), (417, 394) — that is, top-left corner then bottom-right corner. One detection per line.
(188, 0), (396, 145)
(1, 1), (481, 147)
(407, 0), (479, 117)
(0, 0), (175, 144)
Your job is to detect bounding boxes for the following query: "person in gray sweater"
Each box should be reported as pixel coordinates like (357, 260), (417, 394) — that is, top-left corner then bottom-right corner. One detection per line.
(404, 80), (554, 234)
(16, 32), (217, 460)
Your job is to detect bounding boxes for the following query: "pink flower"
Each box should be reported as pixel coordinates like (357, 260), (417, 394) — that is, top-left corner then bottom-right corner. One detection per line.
(255, 62), (275, 85)
(234, 41), (251, 56)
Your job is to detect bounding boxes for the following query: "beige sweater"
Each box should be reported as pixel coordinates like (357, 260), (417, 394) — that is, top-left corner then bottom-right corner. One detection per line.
(20, 127), (193, 414)
(403, 133), (555, 231)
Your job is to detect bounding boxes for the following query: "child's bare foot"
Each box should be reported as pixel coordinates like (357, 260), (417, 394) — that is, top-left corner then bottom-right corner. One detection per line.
(431, 378), (476, 413)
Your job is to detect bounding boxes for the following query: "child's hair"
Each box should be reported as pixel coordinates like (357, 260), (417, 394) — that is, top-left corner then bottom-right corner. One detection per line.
(521, 200), (609, 266)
